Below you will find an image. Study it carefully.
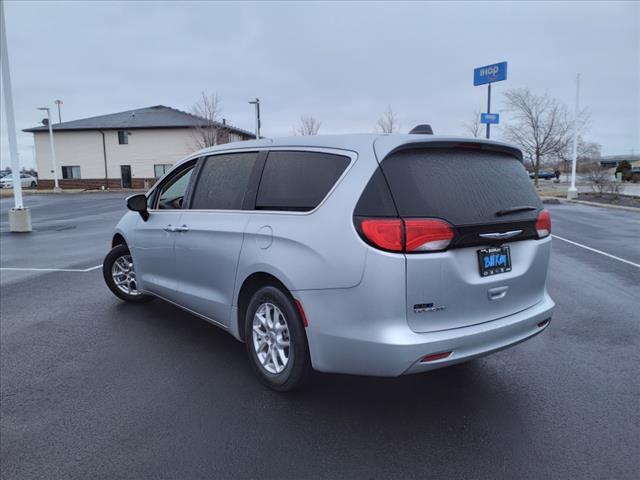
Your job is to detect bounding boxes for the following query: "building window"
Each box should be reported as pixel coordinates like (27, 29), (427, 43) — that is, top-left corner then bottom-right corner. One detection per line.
(154, 164), (173, 178)
(118, 130), (129, 145)
(61, 166), (81, 179)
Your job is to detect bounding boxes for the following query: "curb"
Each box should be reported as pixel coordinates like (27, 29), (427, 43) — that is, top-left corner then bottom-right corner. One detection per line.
(1, 189), (145, 197)
(541, 196), (640, 213)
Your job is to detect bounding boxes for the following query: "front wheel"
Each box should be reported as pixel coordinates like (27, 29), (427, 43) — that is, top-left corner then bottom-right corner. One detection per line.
(102, 244), (154, 303)
(245, 286), (311, 391)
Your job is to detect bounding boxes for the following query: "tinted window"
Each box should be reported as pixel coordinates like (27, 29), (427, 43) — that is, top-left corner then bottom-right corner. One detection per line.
(191, 152), (258, 210)
(256, 151), (350, 211)
(61, 166), (81, 179)
(381, 148), (542, 226)
(354, 168), (398, 217)
(156, 165), (194, 209)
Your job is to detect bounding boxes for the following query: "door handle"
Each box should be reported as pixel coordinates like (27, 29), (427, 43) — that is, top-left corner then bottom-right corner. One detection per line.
(164, 225), (188, 233)
(488, 286), (509, 301)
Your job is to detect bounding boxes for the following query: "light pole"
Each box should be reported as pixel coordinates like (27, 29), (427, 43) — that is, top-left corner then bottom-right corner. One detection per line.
(567, 73), (580, 200)
(1, 0), (31, 232)
(54, 99), (63, 123)
(38, 107), (61, 192)
(249, 98), (261, 139)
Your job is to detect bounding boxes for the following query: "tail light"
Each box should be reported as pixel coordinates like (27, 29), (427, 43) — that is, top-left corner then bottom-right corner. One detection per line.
(358, 218), (454, 253)
(360, 219), (403, 251)
(535, 209), (551, 238)
(404, 219), (454, 252)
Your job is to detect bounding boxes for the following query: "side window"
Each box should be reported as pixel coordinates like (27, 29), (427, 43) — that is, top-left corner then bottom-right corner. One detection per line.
(155, 164), (194, 210)
(190, 152), (258, 210)
(256, 151), (350, 211)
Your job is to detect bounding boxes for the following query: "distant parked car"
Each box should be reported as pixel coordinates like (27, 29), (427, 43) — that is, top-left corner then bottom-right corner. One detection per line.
(631, 167), (640, 183)
(529, 170), (555, 180)
(0, 174), (38, 189)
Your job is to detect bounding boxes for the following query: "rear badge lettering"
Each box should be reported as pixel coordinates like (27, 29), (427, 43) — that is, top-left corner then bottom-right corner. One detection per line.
(414, 303), (446, 313)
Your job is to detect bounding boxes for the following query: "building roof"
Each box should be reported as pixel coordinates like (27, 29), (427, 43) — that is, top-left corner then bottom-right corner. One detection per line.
(23, 105), (255, 137)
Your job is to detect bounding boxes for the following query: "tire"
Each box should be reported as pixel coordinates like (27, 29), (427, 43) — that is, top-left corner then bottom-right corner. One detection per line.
(244, 286), (311, 392)
(102, 244), (154, 303)
(30, 181), (36, 187)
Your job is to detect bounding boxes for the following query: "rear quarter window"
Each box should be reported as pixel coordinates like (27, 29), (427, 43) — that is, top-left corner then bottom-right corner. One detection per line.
(381, 148), (542, 225)
(256, 151), (350, 211)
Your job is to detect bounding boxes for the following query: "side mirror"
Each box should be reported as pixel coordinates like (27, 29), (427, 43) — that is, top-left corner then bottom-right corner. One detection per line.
(126, 194), (149, 221)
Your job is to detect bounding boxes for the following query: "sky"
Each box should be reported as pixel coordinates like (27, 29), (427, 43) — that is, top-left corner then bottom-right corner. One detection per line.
(1, 0), (639, 169)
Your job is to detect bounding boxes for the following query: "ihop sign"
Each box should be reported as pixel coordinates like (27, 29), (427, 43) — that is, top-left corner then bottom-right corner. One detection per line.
(473, 62), (508, 86)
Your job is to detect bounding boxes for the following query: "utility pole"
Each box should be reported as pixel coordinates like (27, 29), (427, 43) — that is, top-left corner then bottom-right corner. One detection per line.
(54, 99), (63, 123)
(1, 0), (31, 232)
(567, 73), (580, 200)
(38, 107), (61, 192)
(249, 98), (261, 139)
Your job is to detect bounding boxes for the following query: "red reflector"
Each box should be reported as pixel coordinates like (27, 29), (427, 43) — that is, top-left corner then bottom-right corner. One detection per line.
(421, 351), (452, 362)
(536, 209), (551, 238)
(360, 218), (403, 251)
(295, 299), (309, 327)
(404, 219), (454, 252)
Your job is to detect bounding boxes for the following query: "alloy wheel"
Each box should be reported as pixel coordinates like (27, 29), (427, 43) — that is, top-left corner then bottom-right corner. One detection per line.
(252, 302), (291, 374)
(111, 254), (140, 296)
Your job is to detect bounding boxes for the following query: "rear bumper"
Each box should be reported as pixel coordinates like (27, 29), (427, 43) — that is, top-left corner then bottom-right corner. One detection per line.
(297, 290), (554, 377)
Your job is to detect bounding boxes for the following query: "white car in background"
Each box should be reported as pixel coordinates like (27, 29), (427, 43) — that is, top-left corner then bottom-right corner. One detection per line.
(0, 174), (38, 189)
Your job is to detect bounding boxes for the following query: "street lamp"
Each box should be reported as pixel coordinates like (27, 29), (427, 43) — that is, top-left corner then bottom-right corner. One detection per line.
(38, 107), (61, 192)
(54, 99), (63, 123)
(248, 98), (261, 139)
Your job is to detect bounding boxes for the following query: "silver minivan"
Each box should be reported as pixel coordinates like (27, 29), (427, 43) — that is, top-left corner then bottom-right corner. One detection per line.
(103, 132), (554, 391)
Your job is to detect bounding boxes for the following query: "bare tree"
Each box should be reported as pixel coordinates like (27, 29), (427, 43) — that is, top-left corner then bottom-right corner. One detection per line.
(556, 136), (602, 178)
(502, 88), (587, 187)
(462, 110), (482, 138)
(190, 92), (228, 149)
(377, 105), (399, 133)
(587, 165), (623, 197)
(294, 115), (321, 136)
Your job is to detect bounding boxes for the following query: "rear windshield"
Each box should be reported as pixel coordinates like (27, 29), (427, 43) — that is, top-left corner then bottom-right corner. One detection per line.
(381, 148), (542, 226)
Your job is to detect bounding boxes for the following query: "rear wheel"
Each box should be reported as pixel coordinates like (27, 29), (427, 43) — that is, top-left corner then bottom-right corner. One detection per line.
(245, 286), (310, 391)
(103, 244), (154, 303)
(30, 181), (36, 187)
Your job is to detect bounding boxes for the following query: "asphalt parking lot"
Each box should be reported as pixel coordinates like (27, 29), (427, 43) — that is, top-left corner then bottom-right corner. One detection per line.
(1, 193), (639, 480)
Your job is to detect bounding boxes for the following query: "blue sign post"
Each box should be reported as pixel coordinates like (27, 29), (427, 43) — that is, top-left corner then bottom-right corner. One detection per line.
(473, 61), (507, 139)
(480, 113), (500, 124)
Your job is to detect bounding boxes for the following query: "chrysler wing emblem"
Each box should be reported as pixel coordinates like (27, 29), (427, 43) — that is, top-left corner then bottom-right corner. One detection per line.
(479, 230), (523, 240)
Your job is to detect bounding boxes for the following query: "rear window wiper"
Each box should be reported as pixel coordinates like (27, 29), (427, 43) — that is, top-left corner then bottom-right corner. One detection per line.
(496, 206), (538, 217)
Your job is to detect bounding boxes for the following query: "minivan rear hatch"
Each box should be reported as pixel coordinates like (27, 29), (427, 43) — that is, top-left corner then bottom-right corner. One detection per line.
(372, 141), (550, 333)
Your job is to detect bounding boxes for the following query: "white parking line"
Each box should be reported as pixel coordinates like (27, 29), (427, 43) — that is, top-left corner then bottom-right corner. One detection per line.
(0, 265), (102, 272)
(552, 235), (640, 269)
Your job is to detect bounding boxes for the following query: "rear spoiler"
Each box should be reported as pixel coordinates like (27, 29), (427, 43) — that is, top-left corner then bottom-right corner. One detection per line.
(373, 136), (524, 163)
(382, 141), (523, 162)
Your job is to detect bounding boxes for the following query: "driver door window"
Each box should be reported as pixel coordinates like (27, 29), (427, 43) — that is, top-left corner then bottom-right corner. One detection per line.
(155, 165), (194, 210)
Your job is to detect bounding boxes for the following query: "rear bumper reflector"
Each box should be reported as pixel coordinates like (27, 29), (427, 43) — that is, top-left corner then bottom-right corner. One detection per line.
(295, 299), (309, 328)
(537, 318), (550, 328)
(420, 351), (452, 363)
